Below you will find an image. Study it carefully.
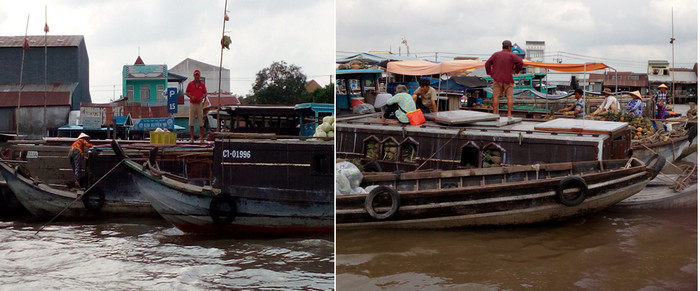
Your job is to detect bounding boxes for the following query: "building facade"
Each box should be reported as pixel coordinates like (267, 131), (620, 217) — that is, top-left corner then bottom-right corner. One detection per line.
(0, 35), (90, 137)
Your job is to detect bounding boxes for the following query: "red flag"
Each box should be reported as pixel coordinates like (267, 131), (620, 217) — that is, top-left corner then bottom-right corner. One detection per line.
(44, 23), (49, 33)
(22, 37), (30, 50)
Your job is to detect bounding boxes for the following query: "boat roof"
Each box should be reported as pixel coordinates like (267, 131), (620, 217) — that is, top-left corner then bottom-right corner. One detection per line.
(336, 110), (628, 142)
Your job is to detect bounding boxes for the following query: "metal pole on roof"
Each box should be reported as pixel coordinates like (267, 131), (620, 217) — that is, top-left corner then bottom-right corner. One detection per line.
(670, 6), (675, 105)
(17, 15), (29, 138)
(43, 5), (48, 137)
(216, 0), (229, 132)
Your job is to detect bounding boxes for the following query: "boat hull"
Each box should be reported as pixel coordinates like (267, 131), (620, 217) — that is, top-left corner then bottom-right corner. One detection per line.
(0, 162), (155, 219)
(632, 136), (690, 162)
(337, 159), (653, 230)
(124, 157), (333, 235)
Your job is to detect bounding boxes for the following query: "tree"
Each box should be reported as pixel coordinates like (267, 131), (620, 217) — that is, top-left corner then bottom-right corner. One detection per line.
(248, 61), (307, 105)
(303, 83), (334, 104)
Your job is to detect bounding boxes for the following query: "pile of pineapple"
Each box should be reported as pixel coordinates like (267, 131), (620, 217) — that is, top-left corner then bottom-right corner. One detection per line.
(594, 111), (672, 144)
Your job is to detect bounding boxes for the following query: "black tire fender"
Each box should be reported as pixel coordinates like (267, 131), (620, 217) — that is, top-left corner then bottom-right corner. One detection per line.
(363, 161), (383, 172)
(210, 194), (237, 225)
(364, 186), (400, 220)
(556, 175), (587, 207)
(644, 154), (666, 181)
(82, 188), (106, 211)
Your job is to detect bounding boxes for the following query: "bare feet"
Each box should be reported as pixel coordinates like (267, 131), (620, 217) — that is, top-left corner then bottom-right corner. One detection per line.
(386, 119), (399, 124)
(378, 116), (386, 123)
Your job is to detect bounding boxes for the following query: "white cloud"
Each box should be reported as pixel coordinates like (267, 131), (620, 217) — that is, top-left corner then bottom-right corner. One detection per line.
(337, 0), (697, 72)
(0, 0), (334, 103)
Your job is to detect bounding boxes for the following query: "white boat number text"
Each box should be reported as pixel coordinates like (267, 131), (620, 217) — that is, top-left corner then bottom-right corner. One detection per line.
(223, 149), (251, 159)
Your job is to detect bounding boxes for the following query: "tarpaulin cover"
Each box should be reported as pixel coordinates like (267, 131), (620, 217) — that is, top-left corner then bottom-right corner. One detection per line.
(522, 60), (609, 72)
(387, 59), (609, 75)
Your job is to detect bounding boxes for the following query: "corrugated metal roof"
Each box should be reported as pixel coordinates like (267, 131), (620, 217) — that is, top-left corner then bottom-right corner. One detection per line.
(0, 83), (76, 107)
(0, 35), (84, 48)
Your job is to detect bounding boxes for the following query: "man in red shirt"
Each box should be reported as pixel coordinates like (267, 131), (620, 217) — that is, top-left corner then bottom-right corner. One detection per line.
(485, 40), (523, 118)
(185, 69), (208, 143)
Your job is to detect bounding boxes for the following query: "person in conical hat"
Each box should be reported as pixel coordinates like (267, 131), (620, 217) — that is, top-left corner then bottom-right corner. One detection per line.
(655, 84), (668, 119)
(68, 132), (93, 188)
(624, 90), (643, 116)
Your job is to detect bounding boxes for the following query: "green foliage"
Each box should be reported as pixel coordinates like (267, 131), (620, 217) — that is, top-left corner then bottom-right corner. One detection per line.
(248, 61), (307, 105)
(303, 83), (334, 103)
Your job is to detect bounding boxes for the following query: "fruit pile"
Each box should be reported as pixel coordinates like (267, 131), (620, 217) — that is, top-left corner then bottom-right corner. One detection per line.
(592, 111), (688, 144)
(482, 149), (503, 168)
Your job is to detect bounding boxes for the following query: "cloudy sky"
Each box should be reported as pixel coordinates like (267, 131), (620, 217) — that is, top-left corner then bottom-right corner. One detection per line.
(338, 0), (697, 73)
(0, 0), (334, 103)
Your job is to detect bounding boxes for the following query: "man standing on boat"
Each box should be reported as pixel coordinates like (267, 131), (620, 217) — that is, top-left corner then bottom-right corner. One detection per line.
(68, 133), (93, 188)
(185, 69), (208, 143)
(655, 84), (668, 119)
(412, 79), (438, 113)
(485, 40), (523, 119)
(557, 88), (585, 118)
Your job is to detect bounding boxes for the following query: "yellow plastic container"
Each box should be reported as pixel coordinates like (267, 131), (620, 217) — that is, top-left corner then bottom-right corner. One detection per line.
(150, 131), (177, 145)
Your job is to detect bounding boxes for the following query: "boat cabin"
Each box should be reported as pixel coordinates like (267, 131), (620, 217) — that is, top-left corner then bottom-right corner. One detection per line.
(336, 110), (631, 172)
(208, 103), (333, 137)
(336, 69), (383, 110)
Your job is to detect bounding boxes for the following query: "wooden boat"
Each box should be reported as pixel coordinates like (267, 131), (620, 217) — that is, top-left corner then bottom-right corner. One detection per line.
(613, 165), (697, 210)
(336, 156), (663, 230)
(336, 110), (633, 172)
(0, 141), (213, 219)
(111, 135), (334, 235)
(0, 160), (156, 218)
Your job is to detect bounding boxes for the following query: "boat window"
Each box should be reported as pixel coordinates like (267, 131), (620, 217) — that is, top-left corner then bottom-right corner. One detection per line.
(481, 142), (506, 168)
(482, 149), (504, 168)
(363, 138), (380, 160)
(382, 140), (398, 160)
(400, 142), (418, 163)
(311, 154), (329, 174)
(459, 142), (480, 168)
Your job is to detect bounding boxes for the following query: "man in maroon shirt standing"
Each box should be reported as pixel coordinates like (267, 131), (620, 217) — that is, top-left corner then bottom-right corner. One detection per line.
(185, 69), (208, 143)
(485, 40), (523, 118)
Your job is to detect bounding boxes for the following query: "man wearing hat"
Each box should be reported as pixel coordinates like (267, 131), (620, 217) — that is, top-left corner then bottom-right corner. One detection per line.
(485, 40), (524, 118)
(624, 90), (643, 116)
(590, 88), (619, 117)
(185, 69), (208, 143)
(68, 133), (93, 188)
(655, 84), (668, 119)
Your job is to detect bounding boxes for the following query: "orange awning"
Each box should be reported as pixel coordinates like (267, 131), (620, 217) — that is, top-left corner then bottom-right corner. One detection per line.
(387, 60), (442, 75)
(522, 60), (609, 72)
(387, 59), (609, 75)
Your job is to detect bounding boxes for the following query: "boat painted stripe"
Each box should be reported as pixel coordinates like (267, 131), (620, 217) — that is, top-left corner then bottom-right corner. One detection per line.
(221, 162), (310, 167)
(337, 171), (647, 214)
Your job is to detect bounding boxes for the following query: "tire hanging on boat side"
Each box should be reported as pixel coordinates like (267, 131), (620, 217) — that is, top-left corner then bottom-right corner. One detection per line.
(364, 185), (400, 220)
(555, 175), (588, 207)
(210, 194), (237, 225)
(82, 188), (106, 211)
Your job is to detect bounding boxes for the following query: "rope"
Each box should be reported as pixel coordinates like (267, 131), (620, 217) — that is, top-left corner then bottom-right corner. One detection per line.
(637, 143), (694, 190)
(34, 159), (124, 235)
(416, 128), (465, 171)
